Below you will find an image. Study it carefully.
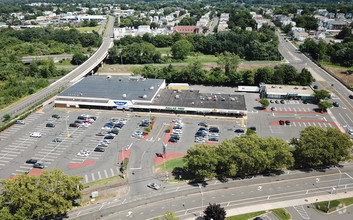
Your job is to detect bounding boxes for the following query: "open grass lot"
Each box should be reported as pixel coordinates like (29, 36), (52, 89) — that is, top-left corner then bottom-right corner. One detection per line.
(226, 211), (266, 220)
(155, 157), (184, 172)
(184, 54), (218, 63)
(271, 208), (291, 220)
(314, 197), (353, 213)
(321, 61), (353, 88)
(84, 175), (121, 187)
(74, 26), (101, 33)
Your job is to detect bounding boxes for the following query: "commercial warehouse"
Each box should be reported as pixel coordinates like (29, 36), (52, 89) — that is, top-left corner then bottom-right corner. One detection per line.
(54, 76), (247, 116)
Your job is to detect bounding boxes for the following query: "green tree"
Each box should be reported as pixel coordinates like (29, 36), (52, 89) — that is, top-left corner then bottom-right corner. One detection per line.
(297, 68), (313, 86)
(71, 52), (88, 65)
(255, 67), (274, 84)
(204, 203), (226, 220)
(216, 52), (240, 75)
(292, 127), (352, 167)
(3, 114), (11, 121)
(89, 19), (98, 27)
(318, 101), (333, 112)
(336, 27), (353, 40)
(0, 169), (83, 219)
(314, 90), (330, 101)
(259, 99), (270, 109)
(171, 40), (192, 60)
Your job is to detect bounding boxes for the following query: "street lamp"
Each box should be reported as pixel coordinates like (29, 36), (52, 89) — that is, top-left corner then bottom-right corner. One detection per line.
(335, 166), (342, 192)
(327, 186), (336, 213)
(198, 184), (204, 217)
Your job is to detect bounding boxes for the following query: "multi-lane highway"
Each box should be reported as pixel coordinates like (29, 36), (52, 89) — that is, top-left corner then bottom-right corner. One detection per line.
(277, 33), (353, 132)
(0, 15), (115, 120)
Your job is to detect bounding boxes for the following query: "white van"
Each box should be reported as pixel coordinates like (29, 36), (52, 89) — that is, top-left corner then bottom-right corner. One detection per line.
(30, 132), (41, 138)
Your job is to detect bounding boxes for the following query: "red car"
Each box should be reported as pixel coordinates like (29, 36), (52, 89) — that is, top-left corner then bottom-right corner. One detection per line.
(349, 95), (353, 99)
(279, 120), (285, 125)
(84, 120), (93, 124)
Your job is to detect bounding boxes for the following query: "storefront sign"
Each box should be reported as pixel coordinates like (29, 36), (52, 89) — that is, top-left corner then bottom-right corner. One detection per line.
(165, 107), (184, 110)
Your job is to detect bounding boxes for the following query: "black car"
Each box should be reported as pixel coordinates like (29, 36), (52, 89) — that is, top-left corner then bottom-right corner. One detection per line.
(275, 100), (279, 104)
(198, 122), (208, 127)
(169, 138), (178, 143)
(46, 123), (55, 127)
(114, 123), (124, 128)
(270, 100), (274, 103)
(313, 85), (318, 89)
(170, 135), (180, 140)
(52, 114), (60, 119)
(248, 126), (257, 131)
(74, 120), (84, 124)
(208, 137), (219, 142)
(280, 100), (285, 104)
(285, 120), (291, 125)
(77, 115), (88, 120)
(198, 127), (209, 132)
(209, 127), (219, 133)
(104, 135), (115, 139)
(26, 159), (38, 164)
(140, 122), (150, 127)
(279, 120), (285, 125)
(94, 147), (105, 152)
(234, 129), (245, 133)
(195, 131), (207, 137)
(271, 107), (276, 111)
(333, 102), (339, 107)
(89, 116), (97, 121)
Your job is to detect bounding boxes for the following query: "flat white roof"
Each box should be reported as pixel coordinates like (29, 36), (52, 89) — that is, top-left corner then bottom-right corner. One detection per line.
(265, 84), (314, 96)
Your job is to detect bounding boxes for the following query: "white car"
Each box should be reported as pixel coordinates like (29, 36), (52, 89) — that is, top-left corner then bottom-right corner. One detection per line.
(101, 126), (111, 131)
(147, 183), (160, 190)
(30, 132), (41, 138)
(208, 133), (220, 137)
(119, 119), (128, 124)
(80, 123), (89, 128)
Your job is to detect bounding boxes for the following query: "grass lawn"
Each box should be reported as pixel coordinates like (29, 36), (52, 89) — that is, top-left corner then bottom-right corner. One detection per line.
(83, 175), (121, 187)
(226, 211), (266, 220)
(155, 157), (184, 172)
(314, 197), (353, 213)
(271, 208), (291, 220)
(184, 54), (218, 63)
(75, 26), (101, 33)
(321, 61), (353, 88)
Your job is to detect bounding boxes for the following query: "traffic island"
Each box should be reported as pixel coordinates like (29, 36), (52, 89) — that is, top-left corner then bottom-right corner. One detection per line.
(69, 160), (96, 169)
(314, 197), (353, 213)
(164, 122), (177, 144)
(141, 122), (155, 141)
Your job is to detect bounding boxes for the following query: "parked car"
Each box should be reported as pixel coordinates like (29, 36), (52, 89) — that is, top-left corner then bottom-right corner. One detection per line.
(114, 123), (124, 128)
(169, 138), (178, 143)
(209, 126), (219, 133)
(16, 120), (25, 125)
(333, 102), (339, 107)
(140, 122), (150, 127)
(26, 159), (37, 164)
(94, 147), (105, 152)
(96, 131), (107, 136)
(69, 123), (79, 127)
(52, 114), (60, 119)
(30, 132), (41, 138)
(198, 122), (208, 127)
(279, 120), (285, 125)
(280, 100), (285, 104)
(170, 135), (180, 140)
(33, 163), (44, 169)
(77, 115), (88, 120)
(104, 123), (113, 128)
(52, 138), (62, 142)
(248, 126), (257, 131)
(198, 127), (208, 132)
(195, 131), (207, 137)
(208, 133), (219, 137)
(173, 125), (183, 129)
(313, 85), (318, 89)
(195, 137), (206, 143)
(208, 137), (219, 142)
(108, 128), (120, 135)
(275, 100), (279, 104)
(234, 129), (245, 133)
(349, 95), (353, 99)
(74, 120), (84, 124)
(285, 120), (291, 125)
(84, 120), (93, 124)
(98, 142), (108, 147)
(270, 100), (274, 103)
(89, 116), (97, 121)
(147, 183), (160, 190)
(104, 134), (115, 139)
(271, 107), (276, 111)
(46, 123), (55, 127)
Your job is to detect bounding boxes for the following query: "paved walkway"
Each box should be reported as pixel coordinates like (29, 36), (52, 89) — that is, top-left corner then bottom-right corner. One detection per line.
(184, 191), (353, 219)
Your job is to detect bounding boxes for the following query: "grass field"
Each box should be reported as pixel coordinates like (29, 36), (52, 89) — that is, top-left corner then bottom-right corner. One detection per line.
(75, 26), (101, 33)
(155, 157), (184, 172)
(314, 197), (353, 213)
(321, 61), (353, 87)
(271, 208), (291, 220)
(226, 211), (266, 220)
(83, 175), (121, 187)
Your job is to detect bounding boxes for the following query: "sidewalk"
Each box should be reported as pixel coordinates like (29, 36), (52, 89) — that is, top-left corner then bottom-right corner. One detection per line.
(185, 190), (353, 219)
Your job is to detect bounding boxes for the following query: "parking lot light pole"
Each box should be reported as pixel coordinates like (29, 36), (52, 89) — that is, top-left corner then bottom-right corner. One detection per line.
(198, 184), (204, 217)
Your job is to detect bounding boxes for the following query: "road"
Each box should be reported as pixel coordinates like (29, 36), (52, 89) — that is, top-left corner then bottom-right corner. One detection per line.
(205, 16), (219, 35)
(277, 33), (353, 132)
(67, 164), (353, 220)
(0, 15), (115, 119)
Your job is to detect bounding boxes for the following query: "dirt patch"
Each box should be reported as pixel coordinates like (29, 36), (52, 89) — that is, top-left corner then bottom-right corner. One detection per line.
(202, 63), (277, 71)
(81, 180), (128, 204)
(324, 65), (353, 86)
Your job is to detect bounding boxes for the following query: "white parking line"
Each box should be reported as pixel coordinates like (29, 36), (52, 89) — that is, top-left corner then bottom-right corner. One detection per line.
(284, 107), (287, 111)
(104, 170), (108, 178)
(303, 122), (307, 127)
(111, 168), (114, 176)
(293, 122), (297, 127)
(85, 174), (88, 183)
(292, 108), (296, 112)
(91, 173), (95, 181)
(98, 171), (102, 180)
(4, 148), (24, 151)
(1, 150), (20, 154)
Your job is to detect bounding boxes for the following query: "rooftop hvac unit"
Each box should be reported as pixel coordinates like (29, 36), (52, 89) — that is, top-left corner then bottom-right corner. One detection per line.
(230, 97), (235, 101)
(175, 95), (180, 99)
(191, 102), (194, 105)
(157, 94), (160, 98)
(106, 75), (111, 80)
(149, 86), (154, 90)
(122, 94), (126, 98)
(207, 97), (211, 101)
(143, 94), (147, 99)
(178, 89), (181, 93)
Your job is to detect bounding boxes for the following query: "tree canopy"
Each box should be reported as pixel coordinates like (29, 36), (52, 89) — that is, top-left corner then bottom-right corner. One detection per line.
(0, 169), (83, 219)
(292, 127), (352, 167)
(204, 203), (226, 220)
